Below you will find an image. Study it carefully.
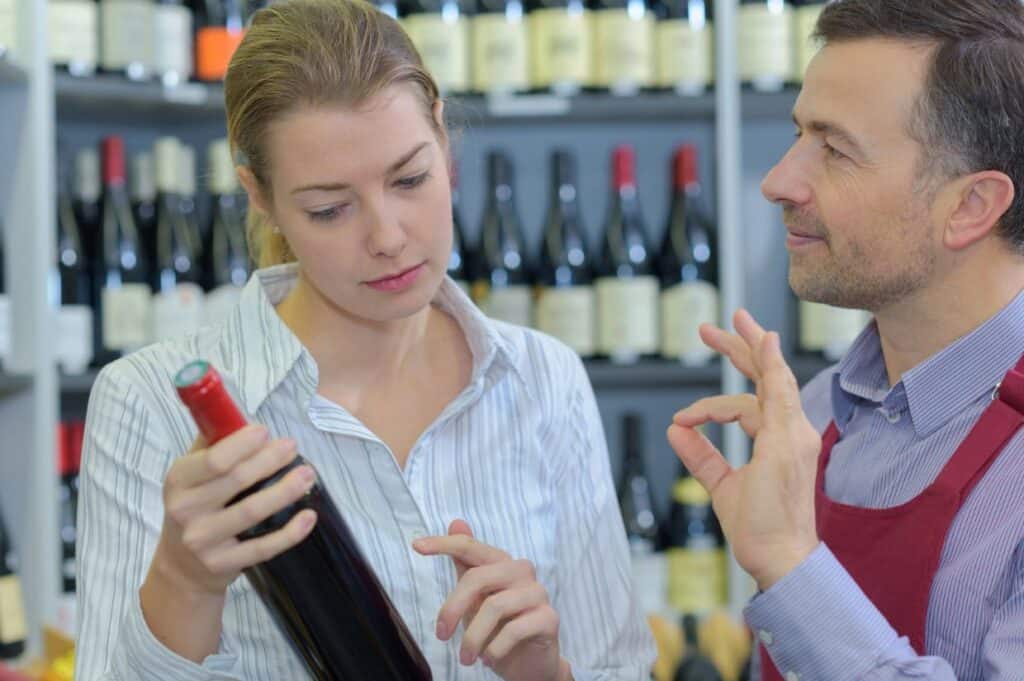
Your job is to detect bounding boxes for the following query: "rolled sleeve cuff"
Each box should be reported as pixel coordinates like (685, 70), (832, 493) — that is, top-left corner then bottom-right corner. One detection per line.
(743, 543), (899, 681)
(111, 593), (241, 681)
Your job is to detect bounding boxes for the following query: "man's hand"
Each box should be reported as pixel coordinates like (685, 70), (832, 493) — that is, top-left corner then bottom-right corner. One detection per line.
(667, 309), (822, 590)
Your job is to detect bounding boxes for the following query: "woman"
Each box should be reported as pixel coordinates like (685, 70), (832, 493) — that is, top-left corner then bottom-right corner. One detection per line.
(74, 1), (655, 679)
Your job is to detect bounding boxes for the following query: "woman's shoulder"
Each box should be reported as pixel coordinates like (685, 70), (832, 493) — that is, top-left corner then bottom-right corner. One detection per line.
(487, 320), (590, 396)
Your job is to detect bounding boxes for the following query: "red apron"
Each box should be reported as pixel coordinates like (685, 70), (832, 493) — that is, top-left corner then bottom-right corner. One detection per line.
(761, 354), (1024, 680)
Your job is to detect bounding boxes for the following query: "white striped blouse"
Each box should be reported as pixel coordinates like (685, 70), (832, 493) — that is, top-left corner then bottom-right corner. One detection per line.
(74, 264), (656, 681)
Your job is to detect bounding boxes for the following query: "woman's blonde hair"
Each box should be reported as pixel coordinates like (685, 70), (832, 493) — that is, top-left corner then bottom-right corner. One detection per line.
(224, 0), (444, 268)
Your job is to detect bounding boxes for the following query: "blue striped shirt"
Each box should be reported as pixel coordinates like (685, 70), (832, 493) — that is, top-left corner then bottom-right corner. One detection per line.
(75, 264), (656, 681)
(747, 289), (1024, 681)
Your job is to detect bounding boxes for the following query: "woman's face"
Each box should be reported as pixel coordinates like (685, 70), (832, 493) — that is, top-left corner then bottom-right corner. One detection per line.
(255, 84), (453, 324)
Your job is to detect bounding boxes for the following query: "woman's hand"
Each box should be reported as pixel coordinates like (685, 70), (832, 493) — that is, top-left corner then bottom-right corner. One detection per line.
(413, 520), (573, 681)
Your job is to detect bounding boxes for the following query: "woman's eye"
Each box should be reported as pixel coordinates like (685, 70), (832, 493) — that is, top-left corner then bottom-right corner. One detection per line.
(308, 206), (342, 222)
(396, 172), (430, 189)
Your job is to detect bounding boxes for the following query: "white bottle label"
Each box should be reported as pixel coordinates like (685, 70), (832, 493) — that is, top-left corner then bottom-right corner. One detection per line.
(485, 285), (533, 328)
(536, 285), (596, 356)
(596, 275), (659, 360)
(202, 284), (243, 328)
(472, 13), (529, 93)
(793, 4), (824, 82)
(102, 283), (151, 351)
(660, 281), (718, 365)
(528, 7), (591, 91)
(0, 294), (9, 367)
(630, 549), (667, 616)
(799, 299), (827, 352)
(592, 9), (654, 93)
(100, 0), (153, 74)
(656, 19), (713, 93)
(58, 304), (95, 375)
(0, 574), (27, 645)
(403, 14), (469, 93)
(823, 306), (870, 362)
(48, 0), (98, 73)
(152, 3), (193, 79)
(55, 591), (78, 638)
(738, 3), (793, 91)
(0, 0), (15, 53)
(152, 283), (204, 342)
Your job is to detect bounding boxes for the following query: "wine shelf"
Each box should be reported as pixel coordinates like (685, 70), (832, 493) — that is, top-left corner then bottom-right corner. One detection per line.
(0, 372), (31, 398)
(0, 57), (27, 88)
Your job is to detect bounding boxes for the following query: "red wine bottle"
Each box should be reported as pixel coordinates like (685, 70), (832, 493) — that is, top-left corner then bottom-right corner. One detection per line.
(175, 361), (433, 681)
(0, 506), (26, 660)
(57, 169), (96, 374)
(448, 161), (471, 294)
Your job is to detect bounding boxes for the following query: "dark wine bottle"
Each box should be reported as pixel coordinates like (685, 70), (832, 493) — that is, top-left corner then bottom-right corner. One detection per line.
(203, 139), (250, 325)
(471, 0), (529, 94)
(174, 360), (433, 681)
(48, 0), (99, 76)
(525, 0), (591, 95)
(401, 0), (471, 94)
(658, 144), (718, 366)
(473, 151), (533, 327)
(0, 506), (26, 660)
(73, 148), (102, 287)
(653, 0), (711, 94)
(99, 0), (154, 80)
(447, 161), (471, 295)
(195, 0), (246, 82)
(595, 144), (659, 363)
(666, 466), (726, 615)
(98, 136), (152, 363)
(131, 151), (158, 280)
(738, 0), (793, 92)
(57, 423), (81, 595)
(152, 0), (193, 86)
(591, 0), (654, 95)
(57, 169), (96, 374)
(535, 149), (595, 357)
(673, 614), (723, 681)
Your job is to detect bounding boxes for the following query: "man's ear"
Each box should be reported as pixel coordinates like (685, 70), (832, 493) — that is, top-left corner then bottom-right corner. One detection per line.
(944, 170), (1015, 251)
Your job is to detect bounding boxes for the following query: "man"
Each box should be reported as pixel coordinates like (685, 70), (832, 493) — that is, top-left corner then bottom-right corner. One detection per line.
(668, 1), (1024, 679)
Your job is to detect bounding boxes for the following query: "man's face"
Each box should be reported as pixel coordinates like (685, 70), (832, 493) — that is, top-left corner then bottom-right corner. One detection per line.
(762, 38), (946, 312)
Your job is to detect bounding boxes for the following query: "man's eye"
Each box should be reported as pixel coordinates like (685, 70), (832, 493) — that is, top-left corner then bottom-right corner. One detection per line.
(823, 142), (848, 160)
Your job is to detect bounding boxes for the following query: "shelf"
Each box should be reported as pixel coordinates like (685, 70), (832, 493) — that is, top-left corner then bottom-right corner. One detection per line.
(0, 372), (31, 398)
(0, 57), (27, 88)
(585, 359), (721, 390)
(60, 370), (98, 396)
(55, 73), (226, 123)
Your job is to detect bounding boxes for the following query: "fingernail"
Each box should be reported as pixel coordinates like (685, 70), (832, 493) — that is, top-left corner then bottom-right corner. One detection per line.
(436, 620), (448, 640)
(459, 649), (475, 666)
(300, 512), (316, 532)
(482, 654), (494, 667)
(299, 465), (316, 486)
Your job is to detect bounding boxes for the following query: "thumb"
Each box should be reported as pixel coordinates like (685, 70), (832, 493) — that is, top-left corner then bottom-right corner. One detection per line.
(448, 519), (474, 578)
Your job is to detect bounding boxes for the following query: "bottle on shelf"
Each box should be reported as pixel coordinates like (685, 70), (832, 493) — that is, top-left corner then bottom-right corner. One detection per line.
(174, 360), (434, 680)
(56, 166), (95, 375)
(653, 0), (713, 95)
(665, 465), (727, 616)
(73, 148), (103, 273)
(473, 150), (533, 328)
(472, 0), (530, 95)
(535, 149), (595, 357)
(0, 217), (8, 371)
(658, 143), (718, 366)
(401, 0), (471, 95)
(97, 135), (152, 363)
(131, 151), (158, 279)
(595, 144), (659, 363)
(616, 413), (665, 616)
(591, 0), (655, 96)
(202, 138), (250, 326)
(792, 0), (827, 83)
(152, 0), (194, 87)
(0, 505), (26, 660)
(526, 0), (591, 96)
(447, 161), (472, 295)
(99, 0), (155, 81)
(0, 0), (14, 58)
(737, 0), (793, 92)
(672, 614), (723, 681)
(48, 0), (99, 76)
(797, 298), (870, 362)
(56, 421), (83, 637)
(178, 144), (202, 251)
(195, 0), (246, 82)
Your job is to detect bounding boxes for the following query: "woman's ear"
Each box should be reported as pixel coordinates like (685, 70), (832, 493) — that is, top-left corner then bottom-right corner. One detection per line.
(237, 166), (271, 217)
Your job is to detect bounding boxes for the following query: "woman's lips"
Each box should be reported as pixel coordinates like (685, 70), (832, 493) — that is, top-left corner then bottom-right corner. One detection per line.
(365, 263), (425, 292)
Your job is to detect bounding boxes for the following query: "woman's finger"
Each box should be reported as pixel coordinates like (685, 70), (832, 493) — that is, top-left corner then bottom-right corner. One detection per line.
(199, 509), (317, 574)
(482, 606), (560, 666)
(166, 425), (269, 490)
(459, 582), (549, 665)
(434, 559), (536, 642)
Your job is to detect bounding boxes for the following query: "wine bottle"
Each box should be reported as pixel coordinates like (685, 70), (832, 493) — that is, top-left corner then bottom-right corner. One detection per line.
(666, 467), (726, 615)
(0, 507), (26, 660)
(526, 0), (590, 95)
(447, 161), (472, 295)
(737, 0), (793, 92)
(797, 299), (870, 362)
(131, 151), (158, 280)
(653, 0), (712, 95)
(48, 0), (99, 76)
(151, 137), (203, 343)
(57, 423), (81, 595)
(73, 148), (103, 272)
(195, 0), (246, 82)
(402, 0), (471, 94)
(591, 0), (655, 95)
(658, 144), (718, 366)
(203, 139), (250, 326)
(673, 614), (723, 681)
(473, 151), (533, 327)
(535, 149), (595, 357)
(152, 0), (194, 87)
(792, 0), (826, 82)
(99, 0), (155, 81)
(616, 413), (665, 616)
(174, 360), (433, 681)
(178, 144), (202, 253)
(595, 144), (659, 362)
(57, 170), (96, 375)
(98, 136), (152, 361)
(471, 0), (529, 94)
(0, 0), (13, 57)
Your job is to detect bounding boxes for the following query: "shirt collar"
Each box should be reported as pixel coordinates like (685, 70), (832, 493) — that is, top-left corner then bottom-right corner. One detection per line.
(218, 264), (524, 415)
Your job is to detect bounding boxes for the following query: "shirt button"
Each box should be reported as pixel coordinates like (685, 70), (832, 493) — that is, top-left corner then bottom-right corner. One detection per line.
(785, 673), (800, 681)
(758, 629), (774, 646)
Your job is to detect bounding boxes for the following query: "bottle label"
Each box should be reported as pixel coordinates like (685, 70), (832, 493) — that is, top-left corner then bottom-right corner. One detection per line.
(48, 0), (98, 72)
(596, 275), (659, 359)
(793, 4), (825, 82)
(485, 286), (533, 328)
(152, 283), (204, 342)
(100, 0), (153, 73)
(536, 285), (595, 356)
(58, 305), (95, 375)
(822, 305), (870, 362)
(592, 9), (654, 92)
(660, 281), (718, 365)
(202, 284), (243, 329)
(629, 550), (667, 615)
(0, 294), (9, 365)
(0, 0), (14, 52)
(472, 13), (529, 93)
(102, 283), (151, 351)
(403, 14), (469, 93)
(655, 19), (713, 91)
(666, 546), (727, 613)
(528, 7), (591, 90)
(738, 3), (793, 89)
(0, 574), (27, 645)
(152, 3), (192, 78)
